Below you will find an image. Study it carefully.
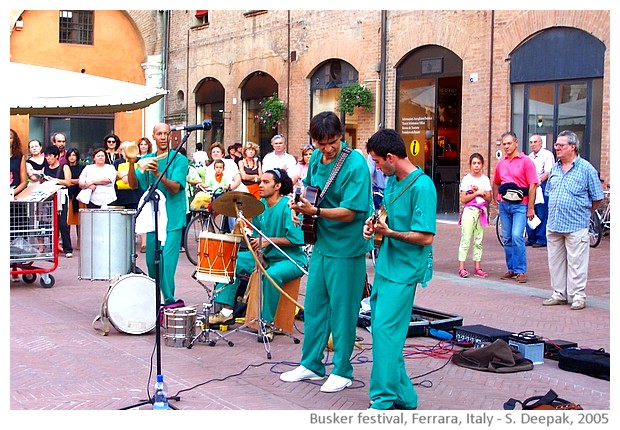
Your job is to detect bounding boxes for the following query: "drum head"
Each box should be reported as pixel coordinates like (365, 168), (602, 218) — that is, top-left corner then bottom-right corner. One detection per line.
(107, 274), (157, 335)
(199, 231), (242, 243)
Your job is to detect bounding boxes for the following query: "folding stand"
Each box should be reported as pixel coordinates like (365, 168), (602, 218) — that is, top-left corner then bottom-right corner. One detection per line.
(187, 273), (234, 348)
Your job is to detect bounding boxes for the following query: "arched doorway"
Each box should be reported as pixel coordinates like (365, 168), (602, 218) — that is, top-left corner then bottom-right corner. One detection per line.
(309, 59), (361, 147)
(195, 77), (225, 150)
(241, 71), (279, 158)
(395, 45), (463, 215)
(510, 27), (605, 171)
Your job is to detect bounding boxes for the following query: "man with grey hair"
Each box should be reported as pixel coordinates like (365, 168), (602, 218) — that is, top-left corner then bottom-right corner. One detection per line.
(262, 134), (298, 184)
(542, 130), (603, 310)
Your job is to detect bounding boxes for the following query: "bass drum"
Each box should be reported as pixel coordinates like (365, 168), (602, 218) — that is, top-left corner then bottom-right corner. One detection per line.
(79, 208), (136, 280)
(106, 274), (157, 335)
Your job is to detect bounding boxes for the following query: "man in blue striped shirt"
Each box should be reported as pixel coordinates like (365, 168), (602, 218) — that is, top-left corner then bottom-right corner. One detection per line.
(542, 130), (603, 310)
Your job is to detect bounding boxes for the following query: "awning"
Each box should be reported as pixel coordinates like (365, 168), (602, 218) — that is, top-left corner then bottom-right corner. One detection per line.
(9, 62), (168, 115)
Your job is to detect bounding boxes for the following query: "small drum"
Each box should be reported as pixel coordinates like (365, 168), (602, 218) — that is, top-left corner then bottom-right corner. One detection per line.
(163, 306), (197, 348)
(79, 208), (136, 280)
(105, 274), (157, 335)
(196, 232), (242, 283)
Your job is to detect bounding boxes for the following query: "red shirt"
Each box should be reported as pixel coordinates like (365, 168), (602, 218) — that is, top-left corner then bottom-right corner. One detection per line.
(493, 152), (538, 204)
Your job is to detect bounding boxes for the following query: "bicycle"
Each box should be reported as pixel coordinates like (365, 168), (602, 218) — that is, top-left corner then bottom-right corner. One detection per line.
(495, 214), (528, 247)
(589, 188), (610, 248)
(184, 186), (228, 266)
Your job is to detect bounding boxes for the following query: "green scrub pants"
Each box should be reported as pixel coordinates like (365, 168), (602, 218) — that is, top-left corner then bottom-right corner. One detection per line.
(368, 272), (418, 410)
(300, 252), (366, 379)
(146, 229), (183, 305)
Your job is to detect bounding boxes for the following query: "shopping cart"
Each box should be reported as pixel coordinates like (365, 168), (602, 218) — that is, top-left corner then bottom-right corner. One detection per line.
(10, 196), (59, 287)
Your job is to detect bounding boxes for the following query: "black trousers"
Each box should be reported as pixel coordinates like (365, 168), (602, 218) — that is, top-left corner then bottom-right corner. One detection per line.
(58, 202), (72, 253)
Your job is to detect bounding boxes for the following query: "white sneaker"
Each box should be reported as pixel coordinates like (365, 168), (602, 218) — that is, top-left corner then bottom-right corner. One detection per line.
(320, 374), (352, 393)
(280, 365), (323, 382)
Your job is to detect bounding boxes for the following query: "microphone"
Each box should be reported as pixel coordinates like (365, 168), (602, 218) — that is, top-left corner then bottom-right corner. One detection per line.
(171, 119), (212, 132)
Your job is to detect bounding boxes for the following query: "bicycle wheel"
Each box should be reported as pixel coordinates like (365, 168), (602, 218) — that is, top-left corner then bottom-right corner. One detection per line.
(184, 213), (212, 266)
(495, 216), (504, 247)
(589, 212), (602, 248)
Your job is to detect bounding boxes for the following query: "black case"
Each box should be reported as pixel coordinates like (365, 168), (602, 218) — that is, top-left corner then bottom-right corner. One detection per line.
(357, 305), (463, 337)
(558, 347), (610, 381)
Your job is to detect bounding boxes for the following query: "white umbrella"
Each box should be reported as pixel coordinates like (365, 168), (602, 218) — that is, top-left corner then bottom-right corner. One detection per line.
(9, 62), (167, 115)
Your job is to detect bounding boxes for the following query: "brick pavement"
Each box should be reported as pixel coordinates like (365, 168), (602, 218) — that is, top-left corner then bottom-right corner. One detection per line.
(9, 220), (610, 416)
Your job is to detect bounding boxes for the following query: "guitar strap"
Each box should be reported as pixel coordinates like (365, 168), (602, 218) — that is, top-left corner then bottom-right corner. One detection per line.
(316, 146), (352, 206)
(386, 167), (424, 207)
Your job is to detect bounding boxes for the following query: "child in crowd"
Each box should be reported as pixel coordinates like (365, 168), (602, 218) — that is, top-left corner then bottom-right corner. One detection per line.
(203, 159), (230, 192)
(457, 153), (492, 278)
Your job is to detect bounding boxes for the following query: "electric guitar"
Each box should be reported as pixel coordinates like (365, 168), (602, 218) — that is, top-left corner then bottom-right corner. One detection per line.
(300, 186), (320, 245)
(371, 205), (387, 249)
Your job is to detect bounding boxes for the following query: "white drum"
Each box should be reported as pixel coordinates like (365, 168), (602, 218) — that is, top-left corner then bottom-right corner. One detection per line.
(105, 274), (157, 335)
(79, 208), (136, 280)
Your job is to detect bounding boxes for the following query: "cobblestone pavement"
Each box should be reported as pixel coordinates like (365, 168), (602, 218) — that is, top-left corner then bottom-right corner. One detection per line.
(9, 219), (611, 426)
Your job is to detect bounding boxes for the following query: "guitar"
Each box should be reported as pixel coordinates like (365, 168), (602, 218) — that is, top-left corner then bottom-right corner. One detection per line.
(371, 205), (387, 249)
(300, 186), (320, 245)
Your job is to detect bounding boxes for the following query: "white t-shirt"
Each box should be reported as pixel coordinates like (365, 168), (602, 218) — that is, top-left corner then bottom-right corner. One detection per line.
(78, 163), (118, 206)
(262, 151), (298, 177)
(193, 150), (209, 168)
(460, 173), (491, 205)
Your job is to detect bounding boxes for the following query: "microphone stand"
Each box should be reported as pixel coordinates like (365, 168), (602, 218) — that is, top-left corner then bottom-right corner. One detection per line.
(120, 130), (193, 410)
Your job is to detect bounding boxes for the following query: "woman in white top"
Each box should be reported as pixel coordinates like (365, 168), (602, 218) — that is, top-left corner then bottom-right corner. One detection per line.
(79, 147), (117, 208)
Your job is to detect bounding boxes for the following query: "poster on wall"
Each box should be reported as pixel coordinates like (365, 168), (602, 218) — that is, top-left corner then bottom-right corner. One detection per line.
(438, 87), (459, 127)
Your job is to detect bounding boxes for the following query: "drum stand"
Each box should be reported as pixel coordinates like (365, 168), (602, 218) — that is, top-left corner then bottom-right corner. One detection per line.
(218, 211), (302, 359)
(188, 274), (234, 348)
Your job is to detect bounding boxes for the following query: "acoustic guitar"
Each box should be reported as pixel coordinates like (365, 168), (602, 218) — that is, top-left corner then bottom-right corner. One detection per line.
(372, 205), (387, 249)
(300, 186), (320, 245)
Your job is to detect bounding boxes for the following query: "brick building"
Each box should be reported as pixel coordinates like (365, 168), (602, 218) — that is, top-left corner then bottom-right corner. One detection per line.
(165, 10), (610, 215)
(10, 10), (610, 216)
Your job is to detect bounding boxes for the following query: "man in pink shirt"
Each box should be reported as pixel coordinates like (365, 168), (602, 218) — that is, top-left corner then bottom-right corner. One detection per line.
(492, 131), (538, 283)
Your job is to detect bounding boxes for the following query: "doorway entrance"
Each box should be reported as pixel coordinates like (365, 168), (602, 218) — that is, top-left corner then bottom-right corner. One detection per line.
(396, 46), (463, 215)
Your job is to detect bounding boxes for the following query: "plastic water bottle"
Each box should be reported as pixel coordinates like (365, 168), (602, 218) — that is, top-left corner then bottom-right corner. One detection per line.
(152, 374), (169, 410)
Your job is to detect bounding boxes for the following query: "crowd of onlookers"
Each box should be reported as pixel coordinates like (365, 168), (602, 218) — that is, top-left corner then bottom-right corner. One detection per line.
(9, 129), (316, 262)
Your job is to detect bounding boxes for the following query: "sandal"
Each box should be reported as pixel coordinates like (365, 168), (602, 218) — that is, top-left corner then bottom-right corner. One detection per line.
(474, 268), (488, 278)
(458, 268), (469, 278)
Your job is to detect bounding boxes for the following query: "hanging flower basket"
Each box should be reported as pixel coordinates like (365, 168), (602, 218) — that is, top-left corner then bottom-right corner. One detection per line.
(255, 93), (286, 130)
(338, 83), (372, 116)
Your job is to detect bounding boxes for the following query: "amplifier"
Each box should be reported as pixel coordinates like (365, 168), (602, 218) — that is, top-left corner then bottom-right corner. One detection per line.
(508, 331), (544, 364)
(453, 324), (513, 345)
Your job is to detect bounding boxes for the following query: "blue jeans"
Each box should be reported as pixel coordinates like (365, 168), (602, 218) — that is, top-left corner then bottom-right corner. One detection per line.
(499, 201), (527, 274)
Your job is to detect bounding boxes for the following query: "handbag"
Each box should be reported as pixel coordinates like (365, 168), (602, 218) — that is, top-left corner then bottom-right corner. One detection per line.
(76, 188), (92, 204)
(504, 389), (583, 410)
(498, 182), (526, 203)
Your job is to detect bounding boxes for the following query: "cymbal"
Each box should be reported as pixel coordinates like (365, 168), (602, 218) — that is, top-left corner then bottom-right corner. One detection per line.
(211, 191), (264, 218)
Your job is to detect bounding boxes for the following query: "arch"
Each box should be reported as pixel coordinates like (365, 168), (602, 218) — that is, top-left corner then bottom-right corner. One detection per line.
(500, 10), (608, 55)
(510, 27), (605, 83)
(241, 71), (279, 156)
(309, 59), (359, 90)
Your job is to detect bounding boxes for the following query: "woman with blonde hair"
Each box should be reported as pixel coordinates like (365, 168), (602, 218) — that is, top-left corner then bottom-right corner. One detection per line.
(295, 143), (315, 188)
(238, 141), (262, 199)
